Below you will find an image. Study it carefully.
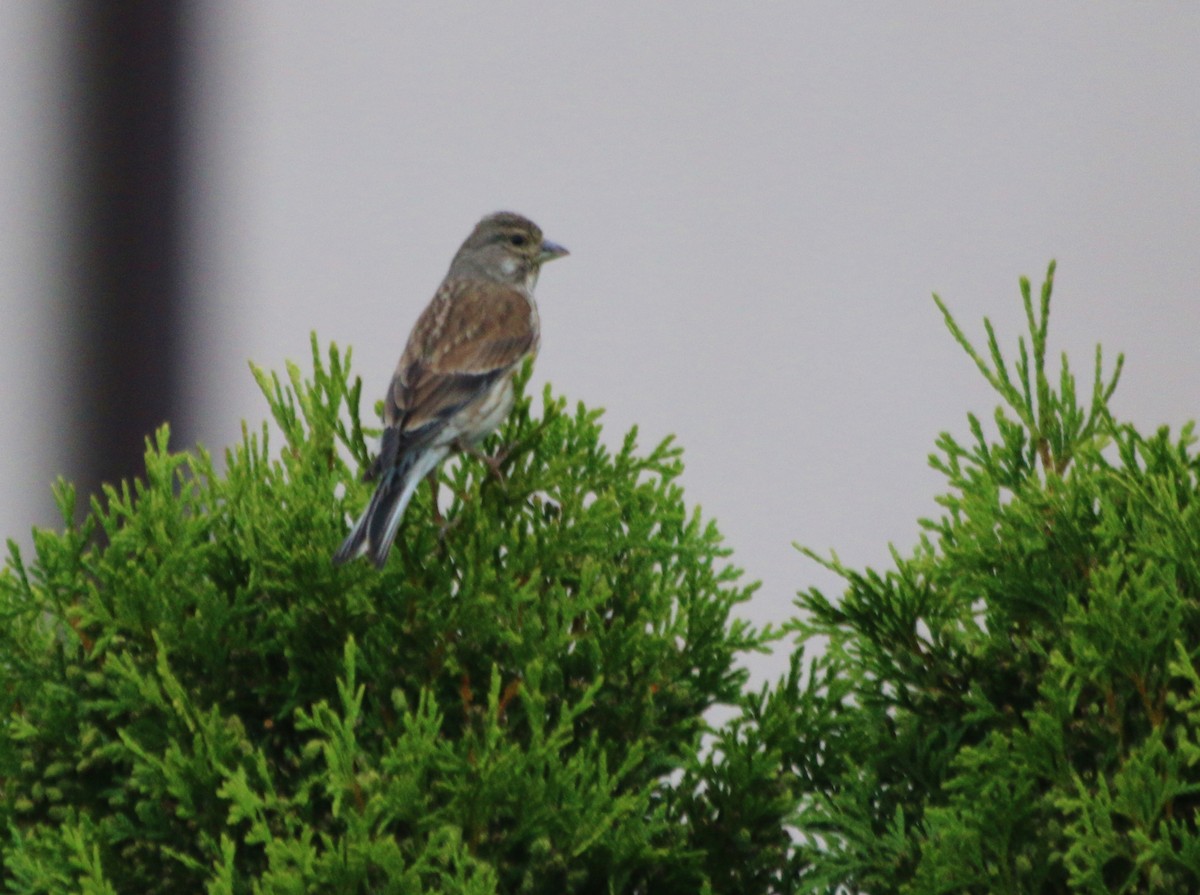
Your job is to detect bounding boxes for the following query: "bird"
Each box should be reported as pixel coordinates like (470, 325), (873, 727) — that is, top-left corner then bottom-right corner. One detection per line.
(333, 211), (568, 567)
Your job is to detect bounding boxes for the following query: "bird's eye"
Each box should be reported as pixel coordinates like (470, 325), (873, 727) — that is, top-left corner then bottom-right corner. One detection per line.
(508, 234), (528, 247)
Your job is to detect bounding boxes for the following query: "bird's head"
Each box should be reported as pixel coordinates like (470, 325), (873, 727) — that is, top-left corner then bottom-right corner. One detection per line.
(449, 211), (568, 288)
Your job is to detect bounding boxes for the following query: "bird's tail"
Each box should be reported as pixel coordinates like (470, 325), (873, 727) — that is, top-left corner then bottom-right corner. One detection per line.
(333, 445), (448, 567)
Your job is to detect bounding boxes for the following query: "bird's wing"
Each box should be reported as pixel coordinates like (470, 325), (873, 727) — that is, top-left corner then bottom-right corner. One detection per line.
(386, 277), (536, 446)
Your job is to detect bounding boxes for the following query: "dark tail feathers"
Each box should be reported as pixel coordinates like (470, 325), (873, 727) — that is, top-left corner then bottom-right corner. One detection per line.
(332, 450), (420, 568)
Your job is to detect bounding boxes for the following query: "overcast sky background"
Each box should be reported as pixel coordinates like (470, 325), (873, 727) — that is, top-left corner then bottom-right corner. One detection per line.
(4, 4), (1198, 685)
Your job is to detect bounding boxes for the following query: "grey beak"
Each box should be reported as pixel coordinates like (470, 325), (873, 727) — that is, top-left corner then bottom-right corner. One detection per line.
(539, 239), (569, 263)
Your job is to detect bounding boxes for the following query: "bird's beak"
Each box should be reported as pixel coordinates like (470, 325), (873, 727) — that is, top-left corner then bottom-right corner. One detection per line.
(539, 240), (569, 263)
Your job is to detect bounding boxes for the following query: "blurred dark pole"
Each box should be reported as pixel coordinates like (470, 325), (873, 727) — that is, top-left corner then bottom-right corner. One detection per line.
(69, 1), (187, 505)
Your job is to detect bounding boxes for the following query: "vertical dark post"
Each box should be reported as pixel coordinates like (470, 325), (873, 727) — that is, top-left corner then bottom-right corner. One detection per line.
(70, 2), (187, 503)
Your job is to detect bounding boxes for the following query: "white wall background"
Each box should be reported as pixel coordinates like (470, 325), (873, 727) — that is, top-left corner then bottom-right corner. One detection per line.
(4, 4), (1198, 685)
(1, 4), (72, 540)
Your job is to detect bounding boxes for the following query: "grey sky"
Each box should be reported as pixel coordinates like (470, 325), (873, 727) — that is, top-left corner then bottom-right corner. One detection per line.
(4, 4), (1198, 685)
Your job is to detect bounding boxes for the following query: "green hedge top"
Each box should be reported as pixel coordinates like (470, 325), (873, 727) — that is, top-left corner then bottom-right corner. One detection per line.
(0, 342), (778, 894)
(4, 264), (1200, 895)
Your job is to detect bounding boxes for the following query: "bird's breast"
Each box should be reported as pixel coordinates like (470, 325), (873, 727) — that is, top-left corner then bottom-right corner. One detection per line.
(526, 293), (541, 354)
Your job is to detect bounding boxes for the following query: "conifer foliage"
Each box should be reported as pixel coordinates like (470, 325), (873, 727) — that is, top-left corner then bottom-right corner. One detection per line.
(0, 344), (778, 893)
(3, 264), (1199, 894)
(790, 265), (1200, 892)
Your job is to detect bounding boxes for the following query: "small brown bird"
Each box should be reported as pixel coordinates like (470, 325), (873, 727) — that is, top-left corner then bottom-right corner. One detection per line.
(334, 212), (568, 567)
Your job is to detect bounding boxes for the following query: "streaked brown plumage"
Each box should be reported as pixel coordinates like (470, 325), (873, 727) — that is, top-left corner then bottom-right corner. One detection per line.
(334, 212), (568, 567)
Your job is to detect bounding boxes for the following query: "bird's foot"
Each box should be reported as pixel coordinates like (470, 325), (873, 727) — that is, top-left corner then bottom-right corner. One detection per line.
(456, 442), (510, 485)
(479, 449), (509, 483)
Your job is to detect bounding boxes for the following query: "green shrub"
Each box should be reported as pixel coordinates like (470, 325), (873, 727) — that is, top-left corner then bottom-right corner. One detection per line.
(0, 343), (780, 893)
(5, 263), (1198, 894)
(790, 264), (1200, 893)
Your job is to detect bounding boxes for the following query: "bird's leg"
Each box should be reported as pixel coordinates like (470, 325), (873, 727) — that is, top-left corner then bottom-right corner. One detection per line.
(427, 471), (465, 539)
(456, 440), (510, 484)
(477, 448), (509, 483)
(425, 471), (445, 525)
